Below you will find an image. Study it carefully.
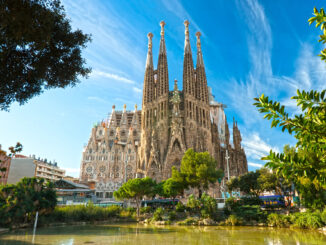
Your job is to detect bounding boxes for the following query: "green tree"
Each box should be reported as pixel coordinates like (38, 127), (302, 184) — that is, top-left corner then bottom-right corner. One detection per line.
(114, 177), (156, 217)
(162, 178), (185, 208)
(175, 149), (223, 198)
(227, 168), (280, 196)
(0, 177), (57, 227)
(0, 0), (91, 111)
(253, 7), (326, 208)
(308, 7), (326, 61)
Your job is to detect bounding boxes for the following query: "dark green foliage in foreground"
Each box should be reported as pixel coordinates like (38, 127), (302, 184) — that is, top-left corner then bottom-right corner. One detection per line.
(185, 193), (218, 219)
(38, 204), (135, 224)
(253, 7), (326, 209)
(0, 177), (57, 227)
(309, 7), (326, 61)
(0, 0), (91, 111)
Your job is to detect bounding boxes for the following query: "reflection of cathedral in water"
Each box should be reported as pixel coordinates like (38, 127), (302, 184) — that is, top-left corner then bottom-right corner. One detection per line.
(79, 21), (247, 199)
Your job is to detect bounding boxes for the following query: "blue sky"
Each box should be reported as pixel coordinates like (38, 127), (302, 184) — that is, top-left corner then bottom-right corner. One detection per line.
(0, 0), (325, 177)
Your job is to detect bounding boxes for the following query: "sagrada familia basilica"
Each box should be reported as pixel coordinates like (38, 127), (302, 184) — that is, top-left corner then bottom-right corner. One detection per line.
(80, 21), (248, 199)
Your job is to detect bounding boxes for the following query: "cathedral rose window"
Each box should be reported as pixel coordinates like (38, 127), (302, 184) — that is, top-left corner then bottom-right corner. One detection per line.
(86, 166), (93, 173)
(99, 166), (106, 172)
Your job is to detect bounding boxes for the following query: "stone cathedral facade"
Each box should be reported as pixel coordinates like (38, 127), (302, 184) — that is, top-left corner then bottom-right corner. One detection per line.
(80, 21), (247, 199)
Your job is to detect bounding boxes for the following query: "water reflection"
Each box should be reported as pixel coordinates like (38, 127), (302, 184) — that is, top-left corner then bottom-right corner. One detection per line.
(0, 224), (325, 245)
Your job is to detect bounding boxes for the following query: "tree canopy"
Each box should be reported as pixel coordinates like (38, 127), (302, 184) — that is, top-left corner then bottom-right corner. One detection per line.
(0, 177), (57, 227)
(173, 149), (223, 197)
(114, 177), (156, 217)
(227, 168), (279, 196)
(0, 0), (91, 110)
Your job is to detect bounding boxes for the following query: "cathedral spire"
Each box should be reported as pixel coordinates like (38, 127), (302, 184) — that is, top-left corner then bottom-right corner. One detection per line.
(183, 20), (195, 97)
(146, 32), (153, 68)
(196, 31), (204, 67)
(159, 21), (166, 55)
(195, 31), (208, 103)
(157, 21), (169, 97)
(142, 32), (155, 105)
(184, 20), (191, 54)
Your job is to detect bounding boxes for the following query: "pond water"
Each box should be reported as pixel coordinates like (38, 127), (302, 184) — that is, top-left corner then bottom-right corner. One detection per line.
(0, 224), (325, 245)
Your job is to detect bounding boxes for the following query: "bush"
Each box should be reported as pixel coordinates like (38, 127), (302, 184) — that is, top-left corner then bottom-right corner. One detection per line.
(241, 196), (263, 206)
(225, 197), (241, 211)
(186, 194), (201, 214)
(140, 206), (152, 214)
(168, 211), (177, 221)
(175, 202), (186, 212)
(177, 217), (198, 225)
(200, 193), (217, 219)
(226, 214), (240, 226)
(39, 204), (127, 223)
(292, 212), (323, 229)
(233, 205), (267, 223)
(267, 213), (290, 227)
(321, 208), (326, 224)
(152, 207), (164, 221)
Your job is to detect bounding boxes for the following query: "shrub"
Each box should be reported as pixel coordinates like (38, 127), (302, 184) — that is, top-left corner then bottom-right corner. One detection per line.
(177, 217), (198, 225)
(152, 207), (164, 221)
(267, 213), (290, 227)
(292, 212), (323, 229)
(168, 211), (177, 221)
(200, 193), (217, 219)
(225, 197), (241, 211)
(234, 205), (267, 222)
(176, 202), (186, 212)
(226, 214), (240, 226)
(140, 206), (152, 214)
(106, 205), (122, 218)
(321, 208), (326, 224)
(186, 194), (201, 214)
(241, 196), (263, 206)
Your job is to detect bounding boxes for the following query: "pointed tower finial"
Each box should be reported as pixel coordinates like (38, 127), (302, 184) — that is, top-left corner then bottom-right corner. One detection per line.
(196, 31), (204, 67)
(146, 32), (154, 68)
(147, 32), (153, 48)
(174, 79), (178, 90)
(159, 21), (166, 55)
(123, 104), (127, 112)
(160, 21), (165, 36)
(134, 104), (138, 111)
(196, 31), (201, 49)
(184, 20), (191, 54)
(184, 20), (190, 39)
(112, 105), (115, 112)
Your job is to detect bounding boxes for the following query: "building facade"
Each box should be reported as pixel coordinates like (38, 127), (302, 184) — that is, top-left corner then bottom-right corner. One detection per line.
(80, 21), (248, 199)
(6, 155), (65, 184)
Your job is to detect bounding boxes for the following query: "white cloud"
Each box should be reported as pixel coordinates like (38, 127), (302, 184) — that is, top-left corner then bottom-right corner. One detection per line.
(248, 162), (263, 168)
(63, 167), (80, 177)
(132, 87), (142, 93)
(242, 132), (279, 161)
(87, 96), (109, 104)
(91, 70), (136, 84)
